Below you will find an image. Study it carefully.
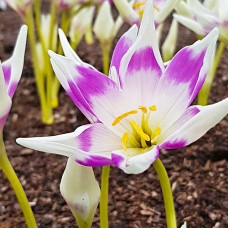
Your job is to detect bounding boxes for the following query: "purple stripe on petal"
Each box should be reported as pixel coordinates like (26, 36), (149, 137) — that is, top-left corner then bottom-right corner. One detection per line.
(76, 155), (112, 167)
(2, 64), (11, 85)
(160, 139), (187, 149)
(127, 47), (162, 75)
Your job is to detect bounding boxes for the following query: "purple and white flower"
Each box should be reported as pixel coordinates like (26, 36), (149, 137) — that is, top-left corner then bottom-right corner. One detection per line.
(0, 25), (27, 131)
(17, 1), (228, 174)
(174, 0), (228, 43)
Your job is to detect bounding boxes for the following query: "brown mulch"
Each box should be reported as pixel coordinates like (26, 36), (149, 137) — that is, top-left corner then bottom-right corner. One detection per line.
(0, 7), (228, 228)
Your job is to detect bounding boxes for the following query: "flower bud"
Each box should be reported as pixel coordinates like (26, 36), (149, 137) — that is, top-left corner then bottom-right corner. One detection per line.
(60, 158), (100, 227)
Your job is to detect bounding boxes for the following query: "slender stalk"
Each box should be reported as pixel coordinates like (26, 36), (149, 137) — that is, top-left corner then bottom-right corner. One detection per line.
(198, 42), (225, 105)
(153, 159), (176, 228)
(25, 8), (52, 124)
(0, 137), (37, 227)
(100, 165), (110, 228)
(51, 10), (71, 107)
(101, 44), (111, 75)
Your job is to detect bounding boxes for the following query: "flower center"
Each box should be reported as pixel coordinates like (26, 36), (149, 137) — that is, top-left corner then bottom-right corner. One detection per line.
(112, 105), (161, 151)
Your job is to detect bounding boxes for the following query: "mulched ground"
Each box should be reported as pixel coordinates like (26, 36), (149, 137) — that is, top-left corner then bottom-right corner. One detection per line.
(0, 6), (227, 228)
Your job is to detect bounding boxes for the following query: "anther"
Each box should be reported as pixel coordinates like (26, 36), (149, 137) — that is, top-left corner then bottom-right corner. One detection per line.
(131, 120), (150, 141)
(112, 110), (138, 126)
(138, 106), (147, 114)
(149, 105), (157, 111)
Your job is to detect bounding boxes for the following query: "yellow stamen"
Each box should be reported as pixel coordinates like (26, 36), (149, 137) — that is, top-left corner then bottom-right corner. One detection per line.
(149, 105), (157, 111)
(151, 127), (161, 143)
(138, 106), (147, 114)
(112, 110), (138, 126)
(131, 120), (150, 141)
(122, 132), (129, 150)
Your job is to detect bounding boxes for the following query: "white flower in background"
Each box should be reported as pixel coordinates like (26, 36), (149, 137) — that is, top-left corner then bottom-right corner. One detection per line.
(113, 0), (181, 26)
(4, 0), (32, 17)
(174, 0), (228, 44)
(181, 221), (187, 228)
(93, 1), (123, 46)
(40, 14), (57, 50)
(69, 6), (95, 46)
(60, 158), (100, 227)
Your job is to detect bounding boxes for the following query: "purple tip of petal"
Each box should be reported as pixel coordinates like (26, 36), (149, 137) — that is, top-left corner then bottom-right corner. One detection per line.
(223, 21), (228, 28)
(0, 115), (7, 128)
(111, 153), (124, 167)
(76, 155), (112, 167)
(2, 64), (11, 85)
(128, 47), (162, 74)
(8, 82), (17, 97)
(161, 139), (187, 150)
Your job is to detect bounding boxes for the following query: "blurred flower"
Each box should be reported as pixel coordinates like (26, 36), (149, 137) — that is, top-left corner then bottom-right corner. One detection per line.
(0, 25), (27, 131)
(113, 0), (181, 26)
(17, 0), (228, 175)
(53, 0), (78, 11)
(5, 0), (32, 17)
(174, 0), (228, 43)
(93, 1), (123, 46)
(69, 6), (95, 46)
(40, 14), (57, 49)
(60, 158), (100, 227)
(0, 0), (7, 10)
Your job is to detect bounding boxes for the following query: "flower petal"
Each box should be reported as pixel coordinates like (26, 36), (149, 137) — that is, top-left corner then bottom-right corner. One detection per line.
(2, 25), (27, 97)
(173, 14), (205, 35)
(110, 24), (138, 88)
(152, 28), (218, 132)
(58, 29), (96, 70)
(120, 0), (164, 81)
(111, 146), (160, 174)
(160, 98), (228, 149)
(49, 51), (98, 123)
(16, 123), (121, 167)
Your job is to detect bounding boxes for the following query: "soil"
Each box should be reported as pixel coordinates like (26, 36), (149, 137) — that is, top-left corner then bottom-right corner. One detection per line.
(0, 7), (228, 228)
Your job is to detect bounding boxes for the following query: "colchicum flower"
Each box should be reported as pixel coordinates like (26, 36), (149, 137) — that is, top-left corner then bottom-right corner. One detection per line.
(60, 158), (100, 227)
(17, 0), (228, 174)
(0, 25), (27, 132)
(174, 0), (228, 44)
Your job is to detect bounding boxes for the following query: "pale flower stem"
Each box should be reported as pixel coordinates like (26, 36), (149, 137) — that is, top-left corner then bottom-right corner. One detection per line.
(153, 159), (177, 228)
(25, 8), (52, 124)
(52, 11), (70, 108)
(100, 165), (110, 228)
(198, 42), (225, 105)
(101, 44), (111, 75)
(0, 137), (37, 227)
